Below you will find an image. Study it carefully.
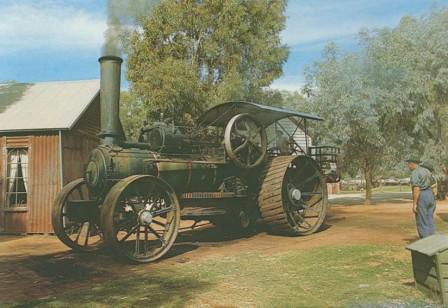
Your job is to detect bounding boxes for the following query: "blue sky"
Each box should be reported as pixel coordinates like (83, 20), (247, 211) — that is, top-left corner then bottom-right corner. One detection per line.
(0, 0), (447, 91)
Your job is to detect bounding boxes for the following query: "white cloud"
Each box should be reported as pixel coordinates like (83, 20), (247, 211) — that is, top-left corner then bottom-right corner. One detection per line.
(282, 0), (403, 46)
(0, 2), (107, 54)
(270, 76), (305, 92)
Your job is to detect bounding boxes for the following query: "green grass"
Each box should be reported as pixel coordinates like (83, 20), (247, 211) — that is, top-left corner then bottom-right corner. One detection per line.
(337, 191), (361, 195)
(373, 185), (411, 193)
(8, 245), (438, 307)
(339, 185), (411, 194)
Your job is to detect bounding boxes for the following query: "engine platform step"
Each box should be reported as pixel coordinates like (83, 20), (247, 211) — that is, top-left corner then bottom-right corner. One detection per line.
(180, 192), (244, 199)
(181, 207), (228, 220)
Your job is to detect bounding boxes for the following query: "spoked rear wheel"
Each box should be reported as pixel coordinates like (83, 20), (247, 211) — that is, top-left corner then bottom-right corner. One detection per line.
(258, 156), (327, 235)
(52, 178), (103, 252)
(101, 175), (180, 263)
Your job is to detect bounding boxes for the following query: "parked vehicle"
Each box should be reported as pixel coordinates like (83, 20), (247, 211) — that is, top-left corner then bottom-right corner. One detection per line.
(52, 56), (340, 263)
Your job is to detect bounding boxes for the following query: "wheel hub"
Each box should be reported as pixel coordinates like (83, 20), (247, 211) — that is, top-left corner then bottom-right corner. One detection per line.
(85, 161), (99, 186)
(288, 184), (302, 203)
(239, 210), (250, 229)
(290, 188), (302, 201)
(288, 186), (307, 210)
(138, 210), (153, 225)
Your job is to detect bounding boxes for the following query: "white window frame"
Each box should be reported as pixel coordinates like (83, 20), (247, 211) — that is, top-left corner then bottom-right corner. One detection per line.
(5, 148), (29, 209)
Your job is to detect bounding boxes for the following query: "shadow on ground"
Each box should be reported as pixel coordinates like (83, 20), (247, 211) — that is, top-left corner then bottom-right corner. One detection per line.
(0, 235), (22, 243)
(0, 239), (212, 306)
(3, 249), (212, 306)
(0, 224), (266, 305)
(437, 213), (448, 223)
(176, 222), (258, 244)
(0, 218), (337, 305)
(402, 237), (420, 245)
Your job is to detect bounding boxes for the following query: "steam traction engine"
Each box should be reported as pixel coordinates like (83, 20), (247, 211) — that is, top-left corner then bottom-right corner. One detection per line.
(52, 56), (340, 263)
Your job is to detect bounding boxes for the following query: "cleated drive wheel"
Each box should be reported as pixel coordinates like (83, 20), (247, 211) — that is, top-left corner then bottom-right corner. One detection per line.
(100, 175), (180, 263)
(52, 178), (103, 252)
(258, 156), (328, 236)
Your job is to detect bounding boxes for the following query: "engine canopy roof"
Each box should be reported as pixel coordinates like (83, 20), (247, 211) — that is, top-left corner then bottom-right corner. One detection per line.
(197, 101), (323, 128)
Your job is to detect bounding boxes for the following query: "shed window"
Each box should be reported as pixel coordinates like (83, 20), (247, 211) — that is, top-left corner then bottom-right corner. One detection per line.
(6, 148), (28, 208)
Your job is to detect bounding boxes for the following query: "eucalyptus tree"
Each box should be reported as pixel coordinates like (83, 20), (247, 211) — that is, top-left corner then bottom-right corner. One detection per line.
(363, 10), (448, 173)
(304, 44), (411, 203)
(127, 0), (289, 123)
(119, 91), (147, 140)
(304, 8), (448, 202)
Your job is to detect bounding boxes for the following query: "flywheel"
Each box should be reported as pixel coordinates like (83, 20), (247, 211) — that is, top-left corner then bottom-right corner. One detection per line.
(224, 113), (267, 168)
(258, 155), (328, 236)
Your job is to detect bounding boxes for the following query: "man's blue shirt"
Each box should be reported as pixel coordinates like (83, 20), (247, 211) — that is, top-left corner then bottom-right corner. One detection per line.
(410, 166), (434, 190)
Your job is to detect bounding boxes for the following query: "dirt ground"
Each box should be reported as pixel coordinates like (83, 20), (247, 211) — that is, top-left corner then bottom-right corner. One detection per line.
(1, 191), (448, 304)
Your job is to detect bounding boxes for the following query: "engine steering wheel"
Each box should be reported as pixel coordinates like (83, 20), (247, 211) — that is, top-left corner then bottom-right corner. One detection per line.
(224, 113), (267, 168)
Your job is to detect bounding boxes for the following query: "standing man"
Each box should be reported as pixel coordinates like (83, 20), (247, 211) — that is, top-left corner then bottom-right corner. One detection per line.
(407, 158), (436, 238)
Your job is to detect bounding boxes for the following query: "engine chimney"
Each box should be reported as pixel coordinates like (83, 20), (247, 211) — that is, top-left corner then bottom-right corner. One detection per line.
(98, 55), (124, 146)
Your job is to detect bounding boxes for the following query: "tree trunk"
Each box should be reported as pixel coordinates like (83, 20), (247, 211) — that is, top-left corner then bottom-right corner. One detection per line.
(364, 163), (373, 205)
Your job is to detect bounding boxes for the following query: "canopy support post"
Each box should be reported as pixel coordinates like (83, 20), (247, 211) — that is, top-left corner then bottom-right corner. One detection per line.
(304, 119), (309, 154)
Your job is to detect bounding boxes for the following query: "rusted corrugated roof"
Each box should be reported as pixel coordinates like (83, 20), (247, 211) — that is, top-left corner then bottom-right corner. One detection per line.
(0, 80), (99, 132)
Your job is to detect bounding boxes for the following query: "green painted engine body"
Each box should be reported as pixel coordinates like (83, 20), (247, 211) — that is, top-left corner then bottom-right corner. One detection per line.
(84, 142), (237, 198)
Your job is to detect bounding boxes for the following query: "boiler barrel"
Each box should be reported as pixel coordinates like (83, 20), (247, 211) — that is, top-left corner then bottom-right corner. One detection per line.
(157, 161), (220, 193)
(85, 145), (224, 196)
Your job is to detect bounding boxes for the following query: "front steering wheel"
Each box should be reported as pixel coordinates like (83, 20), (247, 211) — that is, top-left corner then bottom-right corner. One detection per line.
(224, 113), (267, 168)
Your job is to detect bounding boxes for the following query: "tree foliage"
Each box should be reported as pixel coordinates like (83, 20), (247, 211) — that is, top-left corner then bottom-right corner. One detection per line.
(303, 9), (448, 202)
(361, 10), (448, 173)
(127, 0), (288, 123)
(304, 45), (410, 202)
(119, 91), (147, 140)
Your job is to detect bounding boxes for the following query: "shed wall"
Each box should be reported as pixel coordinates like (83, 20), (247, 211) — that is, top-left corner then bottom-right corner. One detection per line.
(62, 134), (99, 184)
(62, 96), (100, 184)
(28, 134), (61, 233)
(266, 118), (312, 154)
(0, 134), (60, 233)
(0, 137), (4, 231)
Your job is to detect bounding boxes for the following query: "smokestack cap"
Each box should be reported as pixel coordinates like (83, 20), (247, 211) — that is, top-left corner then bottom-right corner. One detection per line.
(99, 55), (123, 63)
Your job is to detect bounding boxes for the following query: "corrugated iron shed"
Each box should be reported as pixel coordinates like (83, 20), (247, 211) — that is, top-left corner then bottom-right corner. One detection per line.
(0, 80), (100, 234)
(0, 80), (99, 132)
